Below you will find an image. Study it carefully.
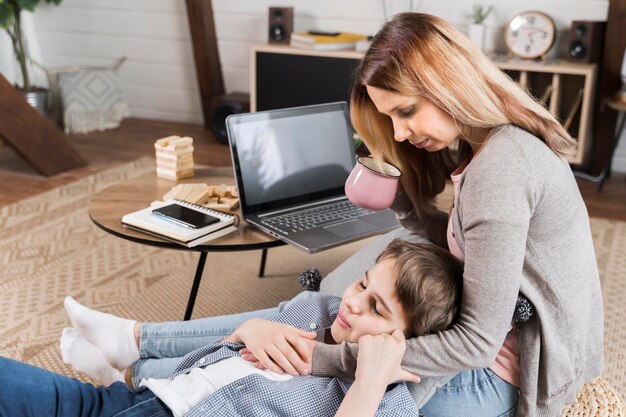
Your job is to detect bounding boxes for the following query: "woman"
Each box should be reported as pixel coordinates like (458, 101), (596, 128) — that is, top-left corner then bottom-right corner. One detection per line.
(62, 12), (603, 416)
(308, 12), (603, 417)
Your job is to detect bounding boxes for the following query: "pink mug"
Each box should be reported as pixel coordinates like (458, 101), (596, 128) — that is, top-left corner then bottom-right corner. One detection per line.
(345, 156), (401, 211)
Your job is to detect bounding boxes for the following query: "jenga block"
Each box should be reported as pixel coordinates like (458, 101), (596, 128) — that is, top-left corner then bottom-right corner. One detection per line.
(203, 202), (231, 211)
(155, 145), (194, 158)
(163, 183), (210, 204)
(156, 167), (195, 180)
(202, 183), (240, 211)
(155, 136), (193, 151)
(156, 158), (195, 171)
(156, 152), (193, 163)
(220, 197), (239, 210)
(154, 135), (180, 147)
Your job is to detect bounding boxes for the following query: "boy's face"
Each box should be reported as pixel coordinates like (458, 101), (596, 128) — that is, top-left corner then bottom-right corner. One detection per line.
(330, 257), (408, 343)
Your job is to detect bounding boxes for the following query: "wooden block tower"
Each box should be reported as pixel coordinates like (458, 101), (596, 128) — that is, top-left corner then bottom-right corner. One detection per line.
(154, 135), (195, 180)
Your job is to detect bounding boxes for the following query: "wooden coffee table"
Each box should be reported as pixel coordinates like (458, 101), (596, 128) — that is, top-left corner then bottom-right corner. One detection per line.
(88, 166), (285, 320)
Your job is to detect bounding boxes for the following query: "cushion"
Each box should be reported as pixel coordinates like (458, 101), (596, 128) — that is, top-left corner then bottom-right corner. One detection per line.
(561, 377), (624, 416)
(58, 68), (129, 134)
(33, 57), (127, 126)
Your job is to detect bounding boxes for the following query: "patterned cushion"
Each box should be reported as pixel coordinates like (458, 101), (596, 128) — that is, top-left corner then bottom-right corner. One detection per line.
(58, 69), (129, 134)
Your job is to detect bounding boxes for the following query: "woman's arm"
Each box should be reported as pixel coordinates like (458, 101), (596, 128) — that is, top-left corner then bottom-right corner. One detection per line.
(335, 330), (420, 417)
(391, 191), (449, 249)
(314, 140), (533, 379)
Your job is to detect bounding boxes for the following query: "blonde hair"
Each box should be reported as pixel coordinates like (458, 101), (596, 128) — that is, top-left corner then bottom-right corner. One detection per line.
(377, 239), (463, 337)
(351, 13), (575, 217)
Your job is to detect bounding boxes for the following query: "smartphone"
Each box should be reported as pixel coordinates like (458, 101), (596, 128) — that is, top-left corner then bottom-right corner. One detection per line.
(152, 203), (220, 229)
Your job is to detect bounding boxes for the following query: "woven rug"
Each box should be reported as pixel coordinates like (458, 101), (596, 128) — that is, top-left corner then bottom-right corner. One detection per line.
(0, 157), (372, 381)
(0, 158), (624, 398)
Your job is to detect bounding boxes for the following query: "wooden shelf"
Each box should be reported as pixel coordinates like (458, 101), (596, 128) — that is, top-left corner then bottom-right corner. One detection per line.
(492, 58), (597, 165)
(251, 45), (597, 165)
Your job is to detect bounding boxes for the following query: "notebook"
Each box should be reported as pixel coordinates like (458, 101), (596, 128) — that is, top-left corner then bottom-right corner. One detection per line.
(226, 102), (399, 254)
(121, 199), (238, 248)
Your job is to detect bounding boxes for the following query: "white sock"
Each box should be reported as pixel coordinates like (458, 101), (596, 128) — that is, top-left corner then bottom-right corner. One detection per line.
(64, 296), (140, 370)
(60, 327), (125, 386)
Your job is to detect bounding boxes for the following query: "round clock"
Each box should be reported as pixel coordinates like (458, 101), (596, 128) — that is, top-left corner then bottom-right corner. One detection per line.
(505, 11), (556, 59)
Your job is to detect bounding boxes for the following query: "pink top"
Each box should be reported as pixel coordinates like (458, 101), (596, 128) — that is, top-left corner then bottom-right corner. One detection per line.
(448, 170), (521, 388)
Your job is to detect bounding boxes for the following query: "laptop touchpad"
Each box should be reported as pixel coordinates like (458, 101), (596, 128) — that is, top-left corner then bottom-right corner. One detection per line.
(324, 220), (378, 238)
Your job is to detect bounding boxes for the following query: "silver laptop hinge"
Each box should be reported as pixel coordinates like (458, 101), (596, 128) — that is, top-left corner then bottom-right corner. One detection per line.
(258, 196), (348, 218)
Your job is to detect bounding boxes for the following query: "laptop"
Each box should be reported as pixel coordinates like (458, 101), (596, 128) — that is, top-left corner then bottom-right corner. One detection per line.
(226, 102), (399, 254)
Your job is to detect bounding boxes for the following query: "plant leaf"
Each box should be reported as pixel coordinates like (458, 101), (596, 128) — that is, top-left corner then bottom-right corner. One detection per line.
(15, 0), (39, 11)
(0, 3), (15, 29)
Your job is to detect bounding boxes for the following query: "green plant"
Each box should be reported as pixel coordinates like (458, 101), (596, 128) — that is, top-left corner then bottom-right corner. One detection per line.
(469, 4), (492, 25)
(0, 0), (62, 91)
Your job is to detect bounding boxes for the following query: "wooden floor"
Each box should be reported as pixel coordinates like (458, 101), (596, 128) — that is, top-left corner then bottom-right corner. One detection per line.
(1, 118), (625, 221)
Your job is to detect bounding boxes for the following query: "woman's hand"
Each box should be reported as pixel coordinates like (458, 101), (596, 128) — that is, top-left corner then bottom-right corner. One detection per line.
(224, 318), (317, 375)
(355, 329), (421, 387)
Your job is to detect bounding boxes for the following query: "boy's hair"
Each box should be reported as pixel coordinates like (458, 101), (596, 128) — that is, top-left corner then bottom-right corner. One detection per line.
(377, 238), (463, 337)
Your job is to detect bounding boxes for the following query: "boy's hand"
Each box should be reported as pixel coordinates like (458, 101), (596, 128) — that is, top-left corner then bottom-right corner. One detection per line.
(226, 318), (316, 375)
(334, 330), (421, 417)
(355, 329), (421, 387)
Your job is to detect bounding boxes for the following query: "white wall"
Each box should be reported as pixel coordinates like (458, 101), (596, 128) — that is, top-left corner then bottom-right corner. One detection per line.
(5, 0), (621, 170)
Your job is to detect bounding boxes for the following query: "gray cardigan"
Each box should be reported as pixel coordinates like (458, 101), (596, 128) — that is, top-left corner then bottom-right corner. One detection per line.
(314, 125), (604, 417)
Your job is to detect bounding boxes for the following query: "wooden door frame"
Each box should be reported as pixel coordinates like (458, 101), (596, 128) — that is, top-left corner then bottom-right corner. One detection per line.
(589, 0), (626, 174)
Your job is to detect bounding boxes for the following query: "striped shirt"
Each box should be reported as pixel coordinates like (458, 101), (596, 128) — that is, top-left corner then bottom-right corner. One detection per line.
(169, 295), (420, 416)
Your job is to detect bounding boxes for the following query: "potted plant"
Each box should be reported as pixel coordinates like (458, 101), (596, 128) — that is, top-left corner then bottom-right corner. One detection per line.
(0, 0), (63, 115)
(468, 4), (492, 51)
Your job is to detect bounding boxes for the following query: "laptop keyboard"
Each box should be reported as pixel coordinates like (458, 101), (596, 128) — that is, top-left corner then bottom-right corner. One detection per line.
(261, 201), (373, 235)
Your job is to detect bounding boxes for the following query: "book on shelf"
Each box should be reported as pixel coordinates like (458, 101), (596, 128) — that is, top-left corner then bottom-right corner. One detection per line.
(289, 31), (368, 51)
(121, 199), (238, 248)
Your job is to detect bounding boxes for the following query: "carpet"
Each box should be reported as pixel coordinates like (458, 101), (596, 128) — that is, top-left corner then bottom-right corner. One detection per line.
(0, 158), (624, 397)
(0, 157), (372, 381)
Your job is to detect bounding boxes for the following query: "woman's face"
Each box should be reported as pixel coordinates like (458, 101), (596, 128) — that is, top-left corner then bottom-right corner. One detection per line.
(366, 85), (461, 152)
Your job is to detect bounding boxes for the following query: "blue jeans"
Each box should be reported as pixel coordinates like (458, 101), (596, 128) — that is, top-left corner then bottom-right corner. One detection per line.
(0, 357), (172, 417)
(131, 291), (318, 386)
(420, 368), (519, 417)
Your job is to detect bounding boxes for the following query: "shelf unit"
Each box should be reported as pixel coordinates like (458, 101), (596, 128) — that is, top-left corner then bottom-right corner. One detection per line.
(251, 45), (597, 165)
(492, 58), (597, 165)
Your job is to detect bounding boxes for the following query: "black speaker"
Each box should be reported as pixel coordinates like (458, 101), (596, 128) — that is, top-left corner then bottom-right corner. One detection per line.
(210, 93), (250, 145)
(268, 7), (293, 44)
(567, 21), (606, 63)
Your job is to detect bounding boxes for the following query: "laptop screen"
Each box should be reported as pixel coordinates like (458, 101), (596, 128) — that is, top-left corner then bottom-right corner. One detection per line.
(226, 102), (356, 215)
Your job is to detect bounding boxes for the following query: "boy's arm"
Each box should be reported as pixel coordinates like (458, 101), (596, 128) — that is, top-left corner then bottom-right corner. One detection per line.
(335, 330), (419, 417)
(336, 380), (386, 417)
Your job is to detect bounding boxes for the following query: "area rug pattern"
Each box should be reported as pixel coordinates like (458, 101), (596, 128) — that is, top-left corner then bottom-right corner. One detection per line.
(0, 157), (371, 381)
(0, 158), (624, 397)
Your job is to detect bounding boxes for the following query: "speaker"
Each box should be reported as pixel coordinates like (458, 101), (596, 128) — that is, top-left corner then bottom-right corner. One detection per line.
(567, 21), (606, 63)
(210, 93), (250, 145)
(268, 7), (293, 44)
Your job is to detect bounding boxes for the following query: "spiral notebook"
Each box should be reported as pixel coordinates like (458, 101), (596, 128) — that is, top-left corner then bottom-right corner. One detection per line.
(121, 199), (238, 248)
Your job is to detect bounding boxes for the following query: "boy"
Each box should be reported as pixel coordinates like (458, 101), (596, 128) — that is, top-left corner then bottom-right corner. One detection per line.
(0, 239), (462, 417)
